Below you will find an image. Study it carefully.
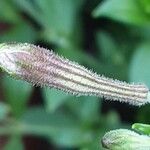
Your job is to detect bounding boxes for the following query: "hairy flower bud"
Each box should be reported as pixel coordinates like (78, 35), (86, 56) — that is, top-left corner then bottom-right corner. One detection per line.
(101, 129), (150, 150)
(0, 43), (150, 106)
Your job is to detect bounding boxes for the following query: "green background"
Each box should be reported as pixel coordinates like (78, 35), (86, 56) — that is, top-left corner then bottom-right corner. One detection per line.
(0, 0), (150, 149)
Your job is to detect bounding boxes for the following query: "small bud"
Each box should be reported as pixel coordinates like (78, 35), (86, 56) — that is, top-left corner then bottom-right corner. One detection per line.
(0, 43), (150, 106)
(102, 129), (150, 150)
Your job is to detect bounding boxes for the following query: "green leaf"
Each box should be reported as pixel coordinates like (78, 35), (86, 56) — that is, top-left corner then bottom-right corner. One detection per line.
(2, 75), (33, 118)
(79, 97), (100, 123)
(139, 0), (150, 14)
(42, 88), (70, 112)
(0, 0), (20, 23)
(80, 137), (101, 150)
(136, 105), (150, 124)
(13, 0), (84, 48)
(129, 43), (150, 87)
(104, 111), (120, 129)
(66, 97), (100, 123)
(13, 0), (84, 31)
(20, 107), (94, 148)
(132, 123), (150, 135)
(92, 0), (150, 26)
(12, 0), (40, 23)
(96, 31), (124, 65)
(0, 20), (37, 43)
(96, 31), (117, 59)
(0, 107), (121, 148)
(0, 102), (10, 121)
(4, 135), (24, 150)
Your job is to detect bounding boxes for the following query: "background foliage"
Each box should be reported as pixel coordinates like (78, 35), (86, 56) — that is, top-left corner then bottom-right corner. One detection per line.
(0, 0), (150, 149)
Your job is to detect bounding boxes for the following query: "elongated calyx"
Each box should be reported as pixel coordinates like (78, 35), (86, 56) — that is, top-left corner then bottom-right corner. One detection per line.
(101, 129), (150, 150)
(0, 43), (149, 106)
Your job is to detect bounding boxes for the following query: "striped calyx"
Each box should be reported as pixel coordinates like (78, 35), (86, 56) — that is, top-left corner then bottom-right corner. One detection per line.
(0, 43), (149, 106)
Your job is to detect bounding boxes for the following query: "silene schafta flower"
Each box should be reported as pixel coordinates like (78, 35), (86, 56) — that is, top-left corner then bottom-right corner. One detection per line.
(0, 43), (150, 106)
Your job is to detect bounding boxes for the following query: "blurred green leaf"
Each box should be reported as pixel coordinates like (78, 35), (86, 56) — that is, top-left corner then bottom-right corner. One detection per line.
(0, 102), (10, 121)
(43, 88), (70, 112)
(67, 97), (100, 123)
(93, 0), (150, 26)
(2, 75), (33, 118)
(95, 32), (127, 80)
(132, 123), (150, 135)
(0, 21), (37, 43)
(13, 0), (84, 48)
(0, 0), (146, 149)
(80, 135), (102, 150)
(79, 97), (100, 123)
(4, 135), (24, 150)
(0, 0), (20, 23)
(13, 0), (83, 30)
(96, 31), (118, 59)
(80, 111), (121, 150)
(129, 43), (150, 87)
(139, 0), (150, 14)
(50, 126), (93, 148)
(103, 111), (120, 129)
(136, 105), (150, 124)
(14, 107), (94, 148)
(96, 31), (125, 65)
(81, 143), (100, 150)
(12, 0), (40, 23)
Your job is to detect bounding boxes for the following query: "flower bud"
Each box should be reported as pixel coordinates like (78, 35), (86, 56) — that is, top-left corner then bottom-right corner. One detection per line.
(102, 129), (150, 150)
(0, 43), (149, 106)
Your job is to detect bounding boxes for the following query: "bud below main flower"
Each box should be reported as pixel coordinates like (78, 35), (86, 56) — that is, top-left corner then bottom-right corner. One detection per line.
(102, 129), (150, 150)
